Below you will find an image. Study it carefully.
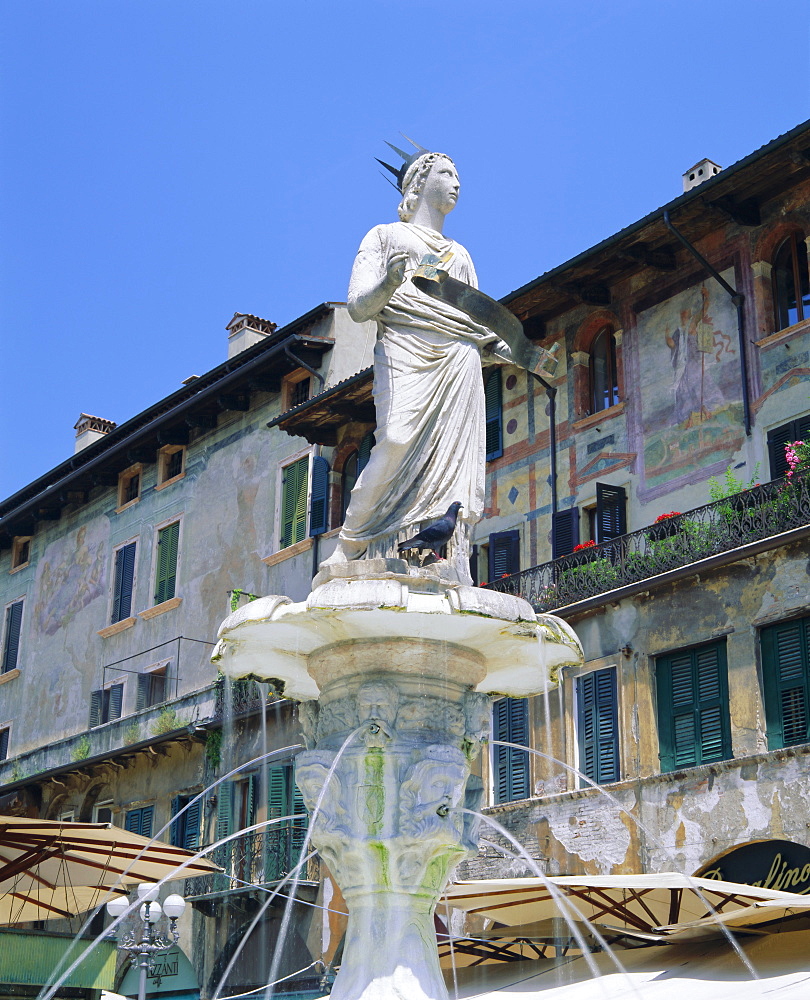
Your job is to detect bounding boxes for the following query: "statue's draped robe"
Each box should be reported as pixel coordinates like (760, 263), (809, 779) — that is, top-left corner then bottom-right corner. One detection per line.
(340, 222), (511, 558)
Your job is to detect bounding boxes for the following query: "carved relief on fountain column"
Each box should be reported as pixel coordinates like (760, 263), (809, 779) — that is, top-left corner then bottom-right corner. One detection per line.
(294, 664), (492, 901)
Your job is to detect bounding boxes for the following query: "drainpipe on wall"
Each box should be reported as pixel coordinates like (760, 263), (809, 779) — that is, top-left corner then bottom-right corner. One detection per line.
(531, 373), (558, 516)
(662, 210), (752, 436)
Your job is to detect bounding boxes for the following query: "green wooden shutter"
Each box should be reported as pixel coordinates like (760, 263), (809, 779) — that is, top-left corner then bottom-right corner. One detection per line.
(489, 531), (520, 580)
(183, 798), (201, 851)
(124, 809), (141, 834)
(140, 805), (154, 839)
(266, 766), (287, 881)
(596, 483), (627, 541)
(484, 368), (503, 460)
(309, 456), (330, 536)
(552, 508), (580, 558)
(281, 457), (309, 548)
(136, 674), (150, 712)
(761, 617), (810, 750)
(154, 522), (179, 605)
(2, 600), (23, 673)
(0, 727), (9, 760)
(493, 698), (530, 803)
(358, 432), (374, 472)
(108, 683), (123, 721)
(169, 796), (182, 847)
(291, 779), (308, 871)
(112, 543), (136, 623)
(89, 690), (103, 728)
(578, 668), (619, 785)
(657, 642), (731, 772)
(217, 781), (234, 842)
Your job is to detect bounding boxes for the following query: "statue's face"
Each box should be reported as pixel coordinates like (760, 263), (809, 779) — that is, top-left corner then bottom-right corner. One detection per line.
(421, 157), (459, 216)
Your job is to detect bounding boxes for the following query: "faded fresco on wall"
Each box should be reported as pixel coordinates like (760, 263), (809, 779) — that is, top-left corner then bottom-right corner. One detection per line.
(637, 270), (745, 493)
(35, 522), (108, 635)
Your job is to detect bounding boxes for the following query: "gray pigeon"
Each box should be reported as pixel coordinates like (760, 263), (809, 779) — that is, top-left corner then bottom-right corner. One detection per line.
(398, 502), (463, 559)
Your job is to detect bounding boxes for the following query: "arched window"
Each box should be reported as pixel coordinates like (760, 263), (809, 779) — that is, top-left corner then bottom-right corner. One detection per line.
(773, 233), (810, 330)
(589, 326), (619, 413)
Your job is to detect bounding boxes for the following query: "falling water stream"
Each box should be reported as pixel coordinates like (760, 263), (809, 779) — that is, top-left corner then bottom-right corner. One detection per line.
(36, 687), (766, 1000)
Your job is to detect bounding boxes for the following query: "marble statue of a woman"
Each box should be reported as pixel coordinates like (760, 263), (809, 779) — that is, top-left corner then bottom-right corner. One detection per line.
(322, 150), (536, 583)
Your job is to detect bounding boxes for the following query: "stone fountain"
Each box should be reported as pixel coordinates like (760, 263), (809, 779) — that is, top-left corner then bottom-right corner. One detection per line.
(213, 562), (582, 1000)
(212, 141), (584, 1000)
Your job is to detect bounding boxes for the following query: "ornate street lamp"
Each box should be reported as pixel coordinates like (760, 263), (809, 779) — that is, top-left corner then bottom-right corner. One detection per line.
(106, 883), (186, 1000)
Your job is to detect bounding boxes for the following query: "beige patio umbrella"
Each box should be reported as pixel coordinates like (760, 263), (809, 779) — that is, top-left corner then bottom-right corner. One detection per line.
(437, 872), (810, 966)
(0, 815), (219, 925)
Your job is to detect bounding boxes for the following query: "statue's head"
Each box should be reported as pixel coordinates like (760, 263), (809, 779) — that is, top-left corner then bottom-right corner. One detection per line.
(398, 153), (458, 222)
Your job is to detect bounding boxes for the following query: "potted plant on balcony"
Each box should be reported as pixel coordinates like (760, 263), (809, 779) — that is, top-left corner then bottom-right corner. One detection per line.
(647, 511), (683, 542)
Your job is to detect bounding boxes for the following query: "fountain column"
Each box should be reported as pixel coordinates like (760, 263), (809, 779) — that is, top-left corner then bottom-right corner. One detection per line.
(213, 561), (583, 1000)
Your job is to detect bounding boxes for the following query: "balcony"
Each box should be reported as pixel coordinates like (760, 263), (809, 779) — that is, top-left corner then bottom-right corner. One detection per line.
(489, 474), (810, 614)
(185, 828), (307, 899)
(213, 677), (282, 721)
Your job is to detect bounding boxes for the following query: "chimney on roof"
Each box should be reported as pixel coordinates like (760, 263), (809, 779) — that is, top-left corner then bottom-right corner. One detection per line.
(226, 313), (278, 358)
(683, 158), (722, 192)
(74, 413), (116, 453)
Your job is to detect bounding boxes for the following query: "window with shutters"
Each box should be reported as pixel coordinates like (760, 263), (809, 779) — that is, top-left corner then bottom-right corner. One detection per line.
(2, 599), (23, 673)
(170, 793), (202, 850)
(309, 455), (330, 536)
(111, 542), (137, 624)
(154, 521), (180, 605)
(767, 416), (810, 480)
(11, 536), (32, 571)
(488, 530), (520, 581)
(577, 668), (619, 785)
(137, 664), (168, 710)
(772, 232), (810, 331)
(760, 615), (810, 750)
(280, 455), (309, 548)
(0, 726), (9, 761)
(595, 483), (627, 543)
(656, 641), (731, 772)
(117, 465), (142, 510)
(552, 508), (580, 558)
(589, 326), (620, 413)
(493, 698), (530, 803)
(157, 445), (185, 487)
(484, 368), (503, 461)
(340, 436), (373, 522)
(266, 763), (308, 881)
(89, 682), (124, 727)
(125, 805), (154, 838)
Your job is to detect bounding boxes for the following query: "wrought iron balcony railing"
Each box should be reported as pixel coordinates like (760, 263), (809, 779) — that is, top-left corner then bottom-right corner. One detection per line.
(488, 474), (810, 613)
(185, 828), (307, 898)
(213, 677), (281, 720)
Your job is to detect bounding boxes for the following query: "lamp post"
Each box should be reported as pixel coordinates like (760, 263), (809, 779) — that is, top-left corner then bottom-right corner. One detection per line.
(107, 884), (186, 1000)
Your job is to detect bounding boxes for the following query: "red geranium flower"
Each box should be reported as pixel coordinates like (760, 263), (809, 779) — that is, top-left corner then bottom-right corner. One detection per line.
(573, 540), (596, 551)
(655, 511), (681, 523)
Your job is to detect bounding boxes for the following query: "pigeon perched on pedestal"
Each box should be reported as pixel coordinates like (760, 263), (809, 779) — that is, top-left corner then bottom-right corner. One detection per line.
(398, 502), (463, 560)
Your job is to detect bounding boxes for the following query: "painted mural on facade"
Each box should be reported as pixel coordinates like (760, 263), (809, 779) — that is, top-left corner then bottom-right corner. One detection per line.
(34, 522), (107, 635)
(637, 270), (744, 493)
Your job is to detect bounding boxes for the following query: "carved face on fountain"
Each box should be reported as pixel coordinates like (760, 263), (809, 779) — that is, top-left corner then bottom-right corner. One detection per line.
(356, 679), (399, 734)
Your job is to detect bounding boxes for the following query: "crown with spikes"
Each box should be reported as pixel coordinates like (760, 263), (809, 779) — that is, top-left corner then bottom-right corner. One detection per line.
(376, 134), (433, 193)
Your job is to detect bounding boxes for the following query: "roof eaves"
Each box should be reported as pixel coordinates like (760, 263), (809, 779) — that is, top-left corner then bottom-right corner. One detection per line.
(501, 117), (810, 306)
(267, 366), (374, 428)
(0, 303), (335, 521)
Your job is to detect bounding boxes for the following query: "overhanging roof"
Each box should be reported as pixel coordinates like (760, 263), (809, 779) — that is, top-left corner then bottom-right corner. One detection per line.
(503, 118), (810, 322)
(0, 303), (336, 541)
(267, 366), (374, 445)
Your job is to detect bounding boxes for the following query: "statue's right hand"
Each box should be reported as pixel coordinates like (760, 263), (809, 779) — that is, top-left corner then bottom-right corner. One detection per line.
(385, 251), (409, 287)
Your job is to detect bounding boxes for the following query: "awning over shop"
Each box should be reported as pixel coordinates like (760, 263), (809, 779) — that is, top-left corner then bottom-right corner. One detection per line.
(0, 929), (117, 989)
(0, 816), (219, 924)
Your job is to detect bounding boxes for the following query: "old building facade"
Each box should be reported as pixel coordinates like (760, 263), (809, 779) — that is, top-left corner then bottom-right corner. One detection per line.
(2, 119), (810, 997)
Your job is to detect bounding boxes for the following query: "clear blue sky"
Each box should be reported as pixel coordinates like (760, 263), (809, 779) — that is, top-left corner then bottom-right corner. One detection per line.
(2, 0), (808, 501)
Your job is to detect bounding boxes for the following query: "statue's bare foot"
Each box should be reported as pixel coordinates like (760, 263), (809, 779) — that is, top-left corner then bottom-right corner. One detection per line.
(320, 537), (367, 569)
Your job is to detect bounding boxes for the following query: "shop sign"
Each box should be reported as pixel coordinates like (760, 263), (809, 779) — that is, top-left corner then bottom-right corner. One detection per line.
(695, 839), (810, 894)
